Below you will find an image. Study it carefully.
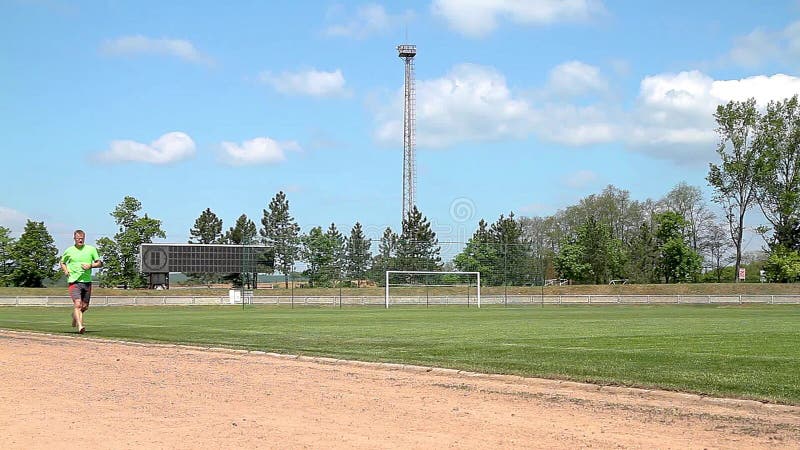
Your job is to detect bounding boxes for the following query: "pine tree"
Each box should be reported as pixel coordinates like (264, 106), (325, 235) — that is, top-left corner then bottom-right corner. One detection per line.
(9, 220), (58, 287)
(187, 208), (224, 286)
(396, 206), (441, 271)
(325, 223), (346, 282)
(189, 208), (223, 244)
(369, 227), (397, 284)
(260, 191), (301, 288)
(490, 212), (532, 285)
(346, 222), (372, 287)
(225, 214), (258, 245)
(454, 219), (500, 285)
(222, 214), (258, 288)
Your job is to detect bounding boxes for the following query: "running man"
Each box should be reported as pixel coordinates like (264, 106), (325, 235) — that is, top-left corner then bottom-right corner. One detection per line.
(60, 230), (102, 333)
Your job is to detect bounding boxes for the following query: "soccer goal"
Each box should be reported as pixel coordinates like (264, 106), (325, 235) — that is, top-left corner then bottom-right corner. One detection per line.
(384, 271), (481, 308)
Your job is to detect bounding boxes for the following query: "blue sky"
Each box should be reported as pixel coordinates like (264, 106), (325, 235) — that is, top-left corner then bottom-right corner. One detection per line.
(2, 0), (800, 255)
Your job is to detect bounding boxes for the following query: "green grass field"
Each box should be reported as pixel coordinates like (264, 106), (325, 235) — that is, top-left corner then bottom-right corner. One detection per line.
(1, 304), (798, 404)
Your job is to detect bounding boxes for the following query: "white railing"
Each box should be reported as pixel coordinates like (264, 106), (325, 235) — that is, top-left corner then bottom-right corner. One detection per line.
(1, 294), (800, 307)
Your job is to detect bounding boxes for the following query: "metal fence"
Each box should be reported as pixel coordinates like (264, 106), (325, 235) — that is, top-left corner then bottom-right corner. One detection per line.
(2, 294), (799, 307)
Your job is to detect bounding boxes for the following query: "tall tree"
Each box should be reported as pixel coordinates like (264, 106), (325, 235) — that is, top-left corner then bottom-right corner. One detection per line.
(223, 214), (258, 288)
(8, 220), (58, 287)
(225, 214), (258, 245)
(518, 217), (557, 282)
(260, 191), (301, 288)
(325, 223), (346, 283)
(625, 222), (660, 284)
(94, 236), (121, 288)
(301, 226), (336, 287)
(754, 95), (800, 251)
(187, 208), (224, 286)
(0, 226), (15, 286)
(553, 240), (592, 283)
(763, 246), (800, 282)
(554, 217), (625, 284)
(661, 182), (715, 252)
(345, 222), (372, 287)
(369, 227), (398, 283)
(490, 212), (532, 286)
(707, 98), (765, 282)
(189, 208), (224, 244)
(655, 212), (702, 283)
(396, 206), (441, 271)
(98, 196), (166, 288)
(704, 222), (733, 282)
(454, 219), (501, 285)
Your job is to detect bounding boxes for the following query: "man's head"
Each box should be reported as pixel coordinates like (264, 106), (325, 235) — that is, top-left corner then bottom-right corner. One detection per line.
(73, 230), (86, 248)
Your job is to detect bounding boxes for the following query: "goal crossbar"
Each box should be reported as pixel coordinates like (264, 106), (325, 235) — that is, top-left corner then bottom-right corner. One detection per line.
(385, 270), (481, 308)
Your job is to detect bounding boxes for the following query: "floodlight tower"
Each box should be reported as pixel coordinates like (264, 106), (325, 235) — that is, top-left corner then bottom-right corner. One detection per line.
(397, 44), (417, 221)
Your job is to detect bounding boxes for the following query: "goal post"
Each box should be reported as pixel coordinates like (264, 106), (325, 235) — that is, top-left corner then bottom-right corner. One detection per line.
(385, 271), (481, 308)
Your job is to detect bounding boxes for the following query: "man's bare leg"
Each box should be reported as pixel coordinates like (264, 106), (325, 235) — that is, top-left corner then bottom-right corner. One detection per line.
(73, 300), (84, 332)
(78, 302), (88, 333)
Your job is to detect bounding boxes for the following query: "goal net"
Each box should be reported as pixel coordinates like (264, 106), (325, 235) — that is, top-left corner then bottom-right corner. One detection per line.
(384, 271), (481, 308)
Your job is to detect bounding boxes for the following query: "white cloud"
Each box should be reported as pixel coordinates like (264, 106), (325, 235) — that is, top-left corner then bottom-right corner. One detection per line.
(726, 20), (800, 68)
(0, 206), (29, 234)
(629, 71), (800, 163)
(375, 63), (534, 148)
(636, 70), (716, 126)
(431, 0), (606, 37)
(100, 35), (212, 65)
(533, 103), (619, 146)
(221, 137), (301, 166)
(711, 74), (800, 103)
(373, 59), (800, 166)
(96, 132), (196, 164)
(563, 170), (597, 189)
(259, 68), (348, 98)
(375, 62), (617, 148)
(546, 61), (608, 98)
(324, 3), (413, 39)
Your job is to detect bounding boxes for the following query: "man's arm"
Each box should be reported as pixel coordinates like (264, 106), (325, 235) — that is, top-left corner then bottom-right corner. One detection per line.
(60, 262), (69, 276)
(90, 247), (103, 269)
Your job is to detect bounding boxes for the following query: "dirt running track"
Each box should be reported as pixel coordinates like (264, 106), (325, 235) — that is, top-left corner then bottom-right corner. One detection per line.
(1, 330), (799, 449)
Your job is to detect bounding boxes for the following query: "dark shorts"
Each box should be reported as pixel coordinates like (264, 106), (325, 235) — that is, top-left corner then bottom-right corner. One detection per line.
(68, 282), (93, 303)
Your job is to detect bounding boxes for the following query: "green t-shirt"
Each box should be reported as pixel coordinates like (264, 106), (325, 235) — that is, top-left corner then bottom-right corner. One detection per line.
(61, 244), (100, 283)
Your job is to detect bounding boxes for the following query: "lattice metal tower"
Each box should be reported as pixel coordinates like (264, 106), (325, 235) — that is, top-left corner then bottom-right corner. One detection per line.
(397, 44), (417, 221)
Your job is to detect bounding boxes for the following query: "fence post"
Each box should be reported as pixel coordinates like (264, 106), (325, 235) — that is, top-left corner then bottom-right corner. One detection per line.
(739, 294), (742, 304)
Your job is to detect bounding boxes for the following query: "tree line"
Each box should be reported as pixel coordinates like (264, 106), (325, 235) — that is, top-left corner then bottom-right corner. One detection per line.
(2, 96), (798, 287)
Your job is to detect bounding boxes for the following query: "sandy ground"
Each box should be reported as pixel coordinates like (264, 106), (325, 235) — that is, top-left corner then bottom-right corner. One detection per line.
(1, 330), (799, 449)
